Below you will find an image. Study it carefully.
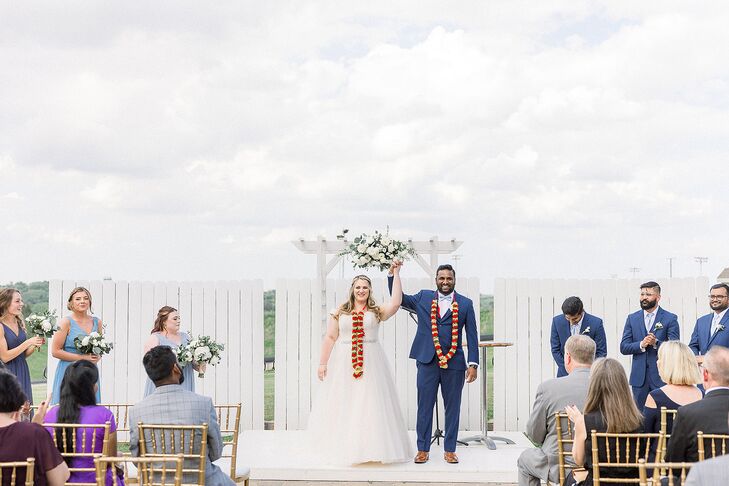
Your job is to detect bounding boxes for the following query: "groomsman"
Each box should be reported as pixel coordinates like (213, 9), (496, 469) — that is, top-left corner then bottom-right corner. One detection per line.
(688, 283), (729, 360)
(549, 296), (607, 377)
(620, 281), (680, 410)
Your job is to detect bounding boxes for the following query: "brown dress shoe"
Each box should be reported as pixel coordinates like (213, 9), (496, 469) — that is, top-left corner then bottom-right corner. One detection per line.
(444, 451), (459, 464)
(414, 451), (429, 463)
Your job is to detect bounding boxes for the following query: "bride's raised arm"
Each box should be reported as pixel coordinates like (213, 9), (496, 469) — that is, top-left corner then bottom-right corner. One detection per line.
(379, 261), (403, 321)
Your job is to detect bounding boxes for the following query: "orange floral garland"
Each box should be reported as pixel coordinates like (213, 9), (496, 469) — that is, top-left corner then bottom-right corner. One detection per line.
(351, 309), (365, 378)
(431, 296), (459, 369)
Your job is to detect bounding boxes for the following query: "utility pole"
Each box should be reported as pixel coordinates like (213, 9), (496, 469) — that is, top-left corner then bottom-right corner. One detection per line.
(629, 267), (641, 278)
(695, 256), (708, 276)
(667, 257), (675, 278)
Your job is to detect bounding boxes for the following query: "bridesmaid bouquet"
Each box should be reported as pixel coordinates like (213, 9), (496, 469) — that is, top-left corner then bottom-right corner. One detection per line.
(340, 230), (415, 271)
(74, 331), (114, 356)
(25, 310), (59, 346)
(176, 335), (224, 378)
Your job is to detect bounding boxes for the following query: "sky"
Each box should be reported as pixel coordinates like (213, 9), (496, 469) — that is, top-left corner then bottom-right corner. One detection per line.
(2, 1), (729, 292)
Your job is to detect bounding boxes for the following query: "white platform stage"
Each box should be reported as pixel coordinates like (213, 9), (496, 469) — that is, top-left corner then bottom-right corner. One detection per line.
(236, 430), (529, 485)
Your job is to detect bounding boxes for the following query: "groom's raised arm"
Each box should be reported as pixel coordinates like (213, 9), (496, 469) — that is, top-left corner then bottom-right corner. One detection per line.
(387, 274), (419, 312)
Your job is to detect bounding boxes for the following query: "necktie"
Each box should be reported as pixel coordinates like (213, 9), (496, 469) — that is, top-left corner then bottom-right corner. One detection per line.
(645, 313), (654, 333)
(571, 324), (579, 336)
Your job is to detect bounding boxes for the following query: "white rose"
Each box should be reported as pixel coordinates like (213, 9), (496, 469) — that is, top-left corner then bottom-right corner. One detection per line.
(382, 237), (391, 245)
(388, 243), (394, 252)
(210, 355), (220, 365)
(364, 255), (372, 262)
(367, 247), (377, 256)
(29, 314), (38, 320)
(366, 236), (374, 244)
(42, 320), (52, 332)
(90, 331), (100, 338)
(358, 256), (367, 265)
(357, 244), (366, 253)
(81, 336), (91, 346)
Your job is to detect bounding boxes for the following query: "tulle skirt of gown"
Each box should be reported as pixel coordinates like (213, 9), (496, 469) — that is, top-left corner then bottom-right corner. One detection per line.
(307, 340), (414, 465)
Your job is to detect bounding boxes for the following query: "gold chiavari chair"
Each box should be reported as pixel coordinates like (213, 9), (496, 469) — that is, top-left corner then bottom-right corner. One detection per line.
(100, 403), (133, 446)
(213, 403), (249, 485)
(637, 459), (693, 486)
(95, 455), (184, 486)
(696, 431), (729, 461)
(137, 423), (208, 486)
(591, 431), (662, 485)
(45, 421), (112, 486)
(656, 407), (677, 463)
(550, 411), (586, 486)
(0, 458), (35, 486)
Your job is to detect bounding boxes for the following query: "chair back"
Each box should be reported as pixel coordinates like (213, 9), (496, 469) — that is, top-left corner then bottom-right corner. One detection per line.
(95, 455), (184, 486)
(591, 430), (662, 485)
(45, 421), (112, 486)
(697, 431), (729, 461)
(0, 458), (35, 486)
(137, 422), (208, 486)
(554, 412), (585, 486)
(214, 403), (242, 480)
(100, 403), (133, 444)
(637, 459), (693, 486)
(656, 407), (677, 462)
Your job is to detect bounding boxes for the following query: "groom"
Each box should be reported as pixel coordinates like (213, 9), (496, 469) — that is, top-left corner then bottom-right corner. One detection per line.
(389, 264), (479, 464)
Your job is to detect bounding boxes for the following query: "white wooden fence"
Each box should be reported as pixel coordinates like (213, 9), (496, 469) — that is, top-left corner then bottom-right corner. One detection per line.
(493, 277), (711, 432)
(274, 277), (483, 431)
(46, 279), (265, 430)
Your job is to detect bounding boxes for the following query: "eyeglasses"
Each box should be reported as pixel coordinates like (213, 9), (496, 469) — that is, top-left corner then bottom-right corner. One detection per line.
(709, 295), (728, 300)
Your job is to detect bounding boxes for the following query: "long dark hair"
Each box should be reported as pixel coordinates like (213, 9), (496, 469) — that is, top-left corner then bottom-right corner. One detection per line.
(56, 361), (99, 462)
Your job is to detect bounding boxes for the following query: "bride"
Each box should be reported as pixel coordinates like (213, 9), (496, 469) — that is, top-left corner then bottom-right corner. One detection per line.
(307, 261), (413, 465)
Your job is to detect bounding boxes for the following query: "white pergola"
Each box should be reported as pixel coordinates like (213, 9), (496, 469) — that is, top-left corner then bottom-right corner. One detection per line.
(293, 235), (462, 327)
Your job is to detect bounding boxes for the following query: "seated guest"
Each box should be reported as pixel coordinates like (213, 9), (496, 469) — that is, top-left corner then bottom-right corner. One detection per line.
(550, 296), (607, 377)
(666, 345), (729, 463)
(44, 361), (123, 486)
(685, 453), (729, 485)
(565, 358), (644, 486)
(0, 370), (70, 486)
(643, 340), (703, 435)
(518, 335), (595, 486)
(130, 346), (233, 486)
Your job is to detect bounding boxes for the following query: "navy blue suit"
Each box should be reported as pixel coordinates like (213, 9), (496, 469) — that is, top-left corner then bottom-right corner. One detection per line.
(688, 312), (729, 356)
(619, 307), (680, 410)
(550, 312), (607, 377)
(388, 276), (479, 452)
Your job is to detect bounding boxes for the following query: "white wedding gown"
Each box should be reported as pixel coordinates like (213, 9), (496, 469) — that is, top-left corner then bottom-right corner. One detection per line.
(307, 311), (414, 465)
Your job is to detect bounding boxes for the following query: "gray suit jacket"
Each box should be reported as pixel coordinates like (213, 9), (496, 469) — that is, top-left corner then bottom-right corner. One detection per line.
(685, 454), (729, 486)
(523, 367), (591, 481)
(129, 384), (233, 486)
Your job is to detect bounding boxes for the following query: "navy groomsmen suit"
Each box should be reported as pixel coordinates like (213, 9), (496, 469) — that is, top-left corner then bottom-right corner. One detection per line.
(688, 311), (729, 356)
(550, 312), (607, 377)
(388, 275), (479, 454)
(620, 307), (680, 409)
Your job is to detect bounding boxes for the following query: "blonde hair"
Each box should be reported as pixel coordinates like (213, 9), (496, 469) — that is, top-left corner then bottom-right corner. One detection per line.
(564, 335), (596, 366)
(0, 288), (24, 330)
(584, 358), (642, 433)
(335, 275), (381, 320)
(657, 341), (702, 385)
(67, 287), (93, 314)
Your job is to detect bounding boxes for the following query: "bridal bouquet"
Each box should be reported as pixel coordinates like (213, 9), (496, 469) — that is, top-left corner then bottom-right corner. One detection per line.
(340, 230), (415, 271)
(74, 331), (114, 356)
(176, 335), (224, 378)
(25, 310), (58, 339)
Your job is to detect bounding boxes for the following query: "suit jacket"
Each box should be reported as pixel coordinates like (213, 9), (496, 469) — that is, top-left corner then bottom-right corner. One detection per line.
(685, 453), (729, 486)
(523, 367), (591, 481)
(619, 307), (680, 387)
(665, 388), (729, 463)
(688, 312), (729, 356)
(129, 384), (234, 486)
(389, 276), (479, 369)
(550, 313), (607, 377)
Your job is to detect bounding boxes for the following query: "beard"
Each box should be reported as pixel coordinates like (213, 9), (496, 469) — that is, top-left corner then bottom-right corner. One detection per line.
(711, 302), (729, 313)
(640, 299), (657, 310)
(437, 284), (454, 295)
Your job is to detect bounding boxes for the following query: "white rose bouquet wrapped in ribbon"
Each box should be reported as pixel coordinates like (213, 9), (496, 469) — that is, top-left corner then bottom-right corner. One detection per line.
(25, 310), (59, 348)
(340, 230), (415, 271)
(74, 331), (114, 356)
(176, 335), (224, 378)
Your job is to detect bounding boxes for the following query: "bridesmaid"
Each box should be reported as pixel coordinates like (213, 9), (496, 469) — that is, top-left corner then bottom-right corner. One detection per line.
(50, 287), (103, 404)
(0, 288), (44, 406)
(142, 306), (198, 396)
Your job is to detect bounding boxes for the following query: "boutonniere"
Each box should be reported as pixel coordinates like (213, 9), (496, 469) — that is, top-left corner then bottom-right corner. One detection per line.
(581, 327), (591, 334)
(654, 322), (663, 330)
(719, 325), (726, 332)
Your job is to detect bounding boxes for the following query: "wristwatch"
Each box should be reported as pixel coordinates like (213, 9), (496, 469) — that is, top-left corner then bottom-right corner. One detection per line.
(469, 364), (478, 369)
